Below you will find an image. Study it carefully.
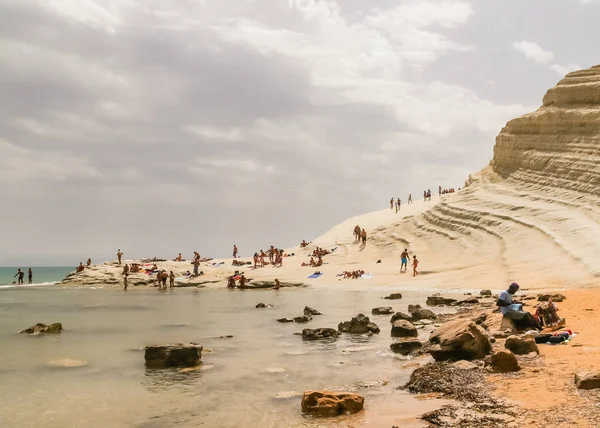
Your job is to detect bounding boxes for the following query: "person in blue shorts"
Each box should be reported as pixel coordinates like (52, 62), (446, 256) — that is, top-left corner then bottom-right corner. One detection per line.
(400, 249), (409, 272)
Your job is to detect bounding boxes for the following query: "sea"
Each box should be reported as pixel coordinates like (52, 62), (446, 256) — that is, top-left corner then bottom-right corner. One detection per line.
(0, 266), (73, 288)
(0, 284), (458, 428)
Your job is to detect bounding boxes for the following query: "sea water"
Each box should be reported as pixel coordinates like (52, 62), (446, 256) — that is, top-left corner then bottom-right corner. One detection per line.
(0, 286), (458, 428)
(0, 266), (73, 288)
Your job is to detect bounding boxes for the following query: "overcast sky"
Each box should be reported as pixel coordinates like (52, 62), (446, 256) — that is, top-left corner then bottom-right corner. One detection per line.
(0, 0), (598, 266)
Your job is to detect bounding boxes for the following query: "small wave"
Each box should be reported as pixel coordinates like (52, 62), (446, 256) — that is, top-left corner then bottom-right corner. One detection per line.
(0, 281), (58, 290)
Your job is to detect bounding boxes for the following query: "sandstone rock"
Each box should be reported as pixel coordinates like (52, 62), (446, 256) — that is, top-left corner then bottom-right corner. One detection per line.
(383, 293), (403, 300)
(505, 335), (539, 355)
(488, 350), (520, 373)
(426, 296), (457, 306)
(294, 316), (313, 324)
(391, 320), (418, 338)
(538, 293), (566, 302)
(277, 318), (294, 323)
(301, 390), (364, 417)
(144, 343), (202, 368)
(480, 289), (492, 296)
(390, 312), (412, 323)
(408, 304), (423, 314)
(338, 314), (380, 334)
(411, 308), (437, 321)
(371, 306), (394, 315)
(390, 339), (422, 355)
(20, 323), (63, 334)
(575, 371), (600, 390)
(428, 319), (492, 361)
(304, 306), (322, 316)
(453, 297), (479, 305)
(302, 328), (339, 341)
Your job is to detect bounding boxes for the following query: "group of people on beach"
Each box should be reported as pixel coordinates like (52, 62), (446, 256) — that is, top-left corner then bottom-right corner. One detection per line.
(400, 248), (419, 277)
(353, 225), (367, 245)
(389, 195), (413, 212)
(13, 268), (33, 285)
(252, 246), (285, 269)
(438, 185), (457, 195)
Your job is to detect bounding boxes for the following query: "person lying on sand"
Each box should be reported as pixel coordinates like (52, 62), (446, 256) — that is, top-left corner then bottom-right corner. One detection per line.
(497, 282), (542, 330)
(301, 257), (315, 267)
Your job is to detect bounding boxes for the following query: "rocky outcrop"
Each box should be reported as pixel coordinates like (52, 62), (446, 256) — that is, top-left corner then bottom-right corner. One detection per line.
(427, 296), (457, 306)
(391, 320), (418, 338)
(428, 319), (492, 361)
(371, 306), (394, 315)
(383, 293), (402, 300)
(575, 371), (600, 390)
(294, 316), (312, 324)
(144, 343), (202, 368)
(302, 328), (339, 341)
(338, 314), (380, 334)
(505, 335), (539, 355)
(304, 306), (322, 316)
(301, 391), (364, 416)
(20, 323), (62, 334)
(487, 350), (520, 373)
(390, 339), (422, 355)
(411, 308), (437, 321)
(390, 312), (412, 323)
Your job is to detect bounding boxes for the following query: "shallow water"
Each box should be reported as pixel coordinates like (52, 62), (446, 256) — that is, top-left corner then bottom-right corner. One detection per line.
(0, 287), (458, 427)
(0, 266), (72, 288)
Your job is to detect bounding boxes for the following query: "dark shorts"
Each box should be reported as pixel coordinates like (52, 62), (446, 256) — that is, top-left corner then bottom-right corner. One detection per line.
(362, 237), (366, 243)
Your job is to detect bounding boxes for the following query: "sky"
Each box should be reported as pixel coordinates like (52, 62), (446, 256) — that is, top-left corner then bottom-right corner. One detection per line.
(0, 0), (598, 266)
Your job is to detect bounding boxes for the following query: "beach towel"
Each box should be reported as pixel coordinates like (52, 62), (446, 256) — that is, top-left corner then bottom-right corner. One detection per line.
(308, 273), (323, 279)
(360, 273), (373, 279)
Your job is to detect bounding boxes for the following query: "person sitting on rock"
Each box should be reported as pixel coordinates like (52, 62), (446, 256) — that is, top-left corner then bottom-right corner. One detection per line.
(76, 263), (85, 273)
(227, 276), (236, 289)
(497, 282), (542, 330)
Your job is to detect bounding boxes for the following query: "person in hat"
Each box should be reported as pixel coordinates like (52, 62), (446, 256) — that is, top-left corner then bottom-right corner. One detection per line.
(497, 282), (541, 330)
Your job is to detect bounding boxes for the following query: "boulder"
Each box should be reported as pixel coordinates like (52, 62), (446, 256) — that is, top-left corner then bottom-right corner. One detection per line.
(480, 289), (492, 296)
(390, 312), (412, 323)
(538, 293), (566, 302)
(371, 306), (394, 315)
(452, 360), (478, 370)
(426, 296), (457, 306)
(144, 343), (202, 368)
(277, 318), (294, 323)
(428, 319), (492, 361)
(453, 297), (479, 305)
(391, 320), (418, 338)
(302, 328), (339, 341)
(301, 390), (364, 417)
(304, 306), (322, 316)
(390, 339), (422, 355)
(488, 350), (520, 373)
(505, 335), (539, 355)
(294, 316), (313, 324)
(20, 323), (63, 334)
(411, 308), (437, 321)
(408, 304), (423, 314)
(384, 293), (403, 300)
(575, 371), (600, 390)
(338, 314), (380, 334)
(256, 303), (266, 308)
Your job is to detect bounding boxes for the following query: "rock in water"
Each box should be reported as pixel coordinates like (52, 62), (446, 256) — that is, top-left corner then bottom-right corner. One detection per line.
(488, 350), (520, 373)
(256, 303), (266, 308)
(20, 323), (63, 334)
(144, 343), (202, 368)
(294, 316), (312, 324)
(426, 296), (457, 306)
(304, 306), (322, 316)
(391, 320), (418, 338)
(575, 371), (600, 390)
(410, 308), (437, 321)
(383, 293), (402, 300)
(390, 312), (412, 323)
(371, 306), (394, 315)
(390, 340), (422, 355)
(505, 335), (539, 355)
(428, 319), (492, 361)
(302, 328), (339, 341)
(301, 391), (364, 417)
(338, 314), (380, 334)
(480, 289), (492, 297)
(407, 304), (422, 314)
(277, 318), (294, 323)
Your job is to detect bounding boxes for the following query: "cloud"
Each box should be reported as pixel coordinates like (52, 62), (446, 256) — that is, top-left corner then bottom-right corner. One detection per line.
(512, 40), (582, 76)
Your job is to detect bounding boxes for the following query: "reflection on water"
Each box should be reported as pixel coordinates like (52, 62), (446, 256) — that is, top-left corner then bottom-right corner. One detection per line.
(0, 287), (457, 428)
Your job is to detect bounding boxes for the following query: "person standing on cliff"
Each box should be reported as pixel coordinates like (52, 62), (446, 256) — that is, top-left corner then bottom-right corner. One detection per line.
(233, 245), (238, 259)
(408, 194), (412, 204)
(117, 249), (123, 265)
(390, 198), (394, 209)
(397, 198), (401, 211)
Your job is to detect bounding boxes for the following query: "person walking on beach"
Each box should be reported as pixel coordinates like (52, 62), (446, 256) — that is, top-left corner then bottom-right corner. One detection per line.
(193, 258), (200, 276)
(27, 268), (33, 284)
(169, 271), (175, 288)
(390, 198), (394, 209)
(233, 245), (238, 259)
(253, 253), (259, 269)
(117, 249), (123, 265)
(269, 246), (275, 264)
(397, 198), (401, 211)
(353, 225), (361, 242)
(408, 194), (412, 204)
(361, 228), (367, 246)
(124, 273), (128, 290)
(412, 255), (419, 277)
(395, 200), (398, 213)
(14, 269), (24, 285)
(400, 249), (409, 273)
(439, 185), (442, 196)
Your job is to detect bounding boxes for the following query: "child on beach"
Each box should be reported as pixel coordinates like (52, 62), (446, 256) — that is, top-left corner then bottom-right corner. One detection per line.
(412, 255), (419, 277)
(169, 271), (175, 288)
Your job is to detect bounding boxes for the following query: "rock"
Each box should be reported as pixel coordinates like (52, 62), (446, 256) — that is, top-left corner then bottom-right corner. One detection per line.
(538, 293), (566, 302)
(505, 335), (539, 355)
(256, 303), (266, 308)
(428, 319), (492, 361)
(390, 312), (412, 323)
(338, 314), (380, 334)
(383, 293), (403, 300)
(575, 371), (600, 390)
(144, 343), (202, 368)
(492, 330), (511, 339)
(302, 328), (339, 341)
(408, 304), (422, 314)
(453, 297), (479, 305)
(371, 306), (394, 315)
(20, 322), (63, 334)
(46, 358), (88, 368)
(391, 320), (418, 338)
(411, 308), (437, 321)
(294, 316), (313, 323)
(301, 390), (364, 417)
(488, 350), (520, 373)
(304, 306), (322, 316)
(452, 360), (478, 370)
(277, 318), (294, 323)
(415, 319), (434, 325)
(426, 296), (457, 306)
(480, 289), (492, 296)
(390, 339), (422, 355)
